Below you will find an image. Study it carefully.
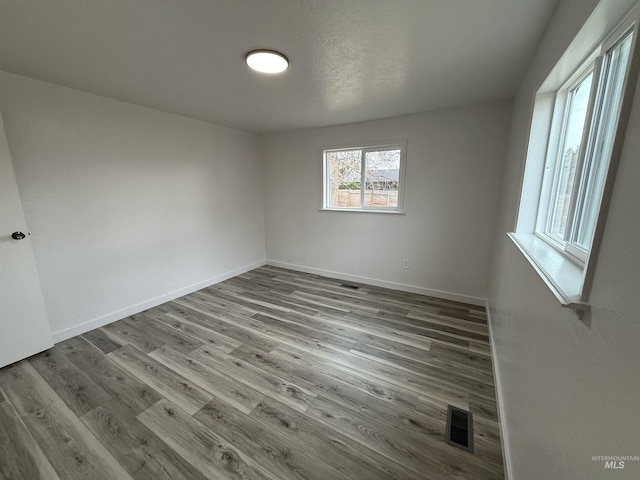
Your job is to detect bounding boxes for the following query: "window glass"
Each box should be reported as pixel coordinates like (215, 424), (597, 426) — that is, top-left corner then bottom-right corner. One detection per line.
(547, 72), (593, 240)
(364, 149), (401, 208)
(327, 149), (361, 208)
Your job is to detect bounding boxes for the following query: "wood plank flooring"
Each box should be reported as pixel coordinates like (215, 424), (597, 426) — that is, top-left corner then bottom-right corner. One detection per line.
(0, 266), (504, 479)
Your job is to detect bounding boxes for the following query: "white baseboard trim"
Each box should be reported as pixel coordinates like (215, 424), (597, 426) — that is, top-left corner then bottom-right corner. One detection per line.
(266, 260), (486, 306)
(485, 299), (513, 480)
(51, 260), (266, 343)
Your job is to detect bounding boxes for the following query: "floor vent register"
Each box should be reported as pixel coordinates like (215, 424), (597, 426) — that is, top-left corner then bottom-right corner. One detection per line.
(445, 405), (474, 453)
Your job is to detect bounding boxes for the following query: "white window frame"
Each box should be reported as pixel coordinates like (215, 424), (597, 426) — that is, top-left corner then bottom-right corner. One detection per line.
(510, 3), (640, 313)
(321, 140), (407, 213)
(536, 20), (636, 266)
(536, 60), (598, 263)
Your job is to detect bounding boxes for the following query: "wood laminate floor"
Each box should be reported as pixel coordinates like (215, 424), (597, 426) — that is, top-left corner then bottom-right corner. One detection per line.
(0, 266), (504, 480)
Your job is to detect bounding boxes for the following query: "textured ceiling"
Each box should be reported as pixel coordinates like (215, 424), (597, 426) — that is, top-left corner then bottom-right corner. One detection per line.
(0, 0), (560, 133)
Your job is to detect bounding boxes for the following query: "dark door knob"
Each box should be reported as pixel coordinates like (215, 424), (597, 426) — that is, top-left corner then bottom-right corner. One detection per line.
(11, 231), (26, 240)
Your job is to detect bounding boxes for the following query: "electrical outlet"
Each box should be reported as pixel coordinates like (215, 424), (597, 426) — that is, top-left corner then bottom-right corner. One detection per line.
(403, 259), (409, 269)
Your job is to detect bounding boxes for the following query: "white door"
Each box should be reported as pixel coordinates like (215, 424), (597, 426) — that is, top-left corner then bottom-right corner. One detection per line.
(0, 114), (52, 368)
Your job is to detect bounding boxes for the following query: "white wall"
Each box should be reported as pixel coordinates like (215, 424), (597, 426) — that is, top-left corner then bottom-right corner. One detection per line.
(488, 0), (640, 478)
(0, 71), (265, 340)
(262, 102), (511, 304)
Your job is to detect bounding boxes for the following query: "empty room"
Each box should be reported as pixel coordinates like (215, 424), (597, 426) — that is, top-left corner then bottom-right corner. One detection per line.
(1, 0), (639, 479)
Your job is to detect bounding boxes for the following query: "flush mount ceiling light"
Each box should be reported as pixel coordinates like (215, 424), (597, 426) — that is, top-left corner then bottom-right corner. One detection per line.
(245, 49), (289, 74)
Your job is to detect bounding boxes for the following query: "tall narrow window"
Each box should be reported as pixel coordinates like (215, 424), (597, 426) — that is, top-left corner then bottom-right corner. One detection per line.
(546, 70), (593, 242)
(511, 6), (639, 310)
(323, 142), (405, 212)
(538, 27), (635, 264)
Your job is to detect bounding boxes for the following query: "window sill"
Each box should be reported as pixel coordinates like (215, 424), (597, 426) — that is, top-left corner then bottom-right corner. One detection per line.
(507, 232), (590, 313)
(319, 208), (405, 215)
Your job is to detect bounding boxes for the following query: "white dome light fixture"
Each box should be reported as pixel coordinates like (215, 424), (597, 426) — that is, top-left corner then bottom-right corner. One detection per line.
(245, 49), (289, 74)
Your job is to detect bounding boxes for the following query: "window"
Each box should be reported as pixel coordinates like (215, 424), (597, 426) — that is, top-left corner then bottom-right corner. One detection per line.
(538, 29), (635, 264)
(322, 142), (406, 212)
(511, 5), (639, 311)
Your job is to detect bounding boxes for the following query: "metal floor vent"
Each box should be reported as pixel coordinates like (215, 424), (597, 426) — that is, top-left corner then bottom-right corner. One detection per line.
(445, 405), (474, 453)
(339, 283), (360, 290)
